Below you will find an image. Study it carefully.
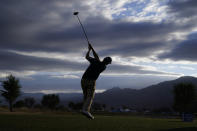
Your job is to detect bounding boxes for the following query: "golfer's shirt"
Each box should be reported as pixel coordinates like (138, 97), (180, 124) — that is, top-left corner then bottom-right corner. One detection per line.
(82, 57), (106, 80)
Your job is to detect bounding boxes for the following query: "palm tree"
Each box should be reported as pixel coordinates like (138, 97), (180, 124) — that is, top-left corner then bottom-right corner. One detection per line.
(0, 75), (22, 112)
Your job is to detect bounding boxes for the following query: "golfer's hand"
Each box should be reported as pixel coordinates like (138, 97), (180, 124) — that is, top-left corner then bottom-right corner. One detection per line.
(88, 43), (92, 50)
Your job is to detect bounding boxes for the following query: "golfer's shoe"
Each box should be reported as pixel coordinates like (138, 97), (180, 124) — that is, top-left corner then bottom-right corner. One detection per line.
(82, 111), (94, 119)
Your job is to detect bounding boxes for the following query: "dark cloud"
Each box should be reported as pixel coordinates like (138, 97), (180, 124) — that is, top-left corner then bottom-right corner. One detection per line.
(38, 18), (197, 57)
(21, 75), (82, 92)
(0, 50), (84, 71)
(167, 0), (197, 18)
(0, 50), (174, 76)
(160, 0), (197, 61)
(108, 64), (177, 76)
(0, 0), (86, 52)
(158, 32), (197, 61)
(1, 0), (195, 57)
(100, 41), (166, 57)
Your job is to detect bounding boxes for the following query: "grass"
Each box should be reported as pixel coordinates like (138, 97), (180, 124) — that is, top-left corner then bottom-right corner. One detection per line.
(0, 111), (196, 131)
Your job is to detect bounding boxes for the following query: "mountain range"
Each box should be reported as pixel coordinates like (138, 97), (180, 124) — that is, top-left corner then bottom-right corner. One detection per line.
(94, 76), (197, 109)
(1, 76), (197, 109)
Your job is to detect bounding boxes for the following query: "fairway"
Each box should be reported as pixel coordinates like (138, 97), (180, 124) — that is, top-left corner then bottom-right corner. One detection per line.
(0, 113), (196, 131)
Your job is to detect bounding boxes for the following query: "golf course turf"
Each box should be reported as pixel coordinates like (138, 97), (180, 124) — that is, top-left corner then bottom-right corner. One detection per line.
(0, 112), (196, 131)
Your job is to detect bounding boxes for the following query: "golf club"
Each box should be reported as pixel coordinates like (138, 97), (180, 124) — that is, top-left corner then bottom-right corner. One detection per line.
(73, 12), (90, 44)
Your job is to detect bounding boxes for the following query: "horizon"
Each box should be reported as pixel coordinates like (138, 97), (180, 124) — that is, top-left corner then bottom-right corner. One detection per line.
(5, 76), (196, 94)
(0, 0), (197, 94)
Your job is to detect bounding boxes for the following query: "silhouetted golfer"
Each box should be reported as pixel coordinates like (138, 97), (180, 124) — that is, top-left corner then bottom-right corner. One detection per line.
(81, 43), (112, 119)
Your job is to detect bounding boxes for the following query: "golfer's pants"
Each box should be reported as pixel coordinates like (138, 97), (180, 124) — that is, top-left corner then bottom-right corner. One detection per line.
(81, 79), (96, 112)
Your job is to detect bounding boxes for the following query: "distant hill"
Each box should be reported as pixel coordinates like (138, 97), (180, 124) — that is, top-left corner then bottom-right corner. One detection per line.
(1, 76), (197, 109)
(94, 76), (197, 109)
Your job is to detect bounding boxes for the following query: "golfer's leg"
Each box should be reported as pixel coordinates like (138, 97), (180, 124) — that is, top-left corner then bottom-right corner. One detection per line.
(81, 79), (87, 101)
(82, 87), (94, 112)
(86, 87), (95, 112)
(81, 79), (88, 111)
(81, 80), (95, 112)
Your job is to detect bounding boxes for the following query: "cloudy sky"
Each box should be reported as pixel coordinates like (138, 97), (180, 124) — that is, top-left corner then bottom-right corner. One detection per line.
(0, 0), (197, 94)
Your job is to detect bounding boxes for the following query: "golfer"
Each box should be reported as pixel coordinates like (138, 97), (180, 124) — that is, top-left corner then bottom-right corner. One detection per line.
(81, 43), (112, 119)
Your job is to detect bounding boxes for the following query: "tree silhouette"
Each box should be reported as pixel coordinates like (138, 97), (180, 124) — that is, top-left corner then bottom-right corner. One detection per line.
(68, 101), (83, 111)
(14, 100), (25, 108)
(173, 83), (196, 113)
(0, 75), (22, 112)
(41, 94), (60, 110)
(102, 104), (106, 110)
(92, 102), (102, 111)
(68, 101), (75, 110)
(24, 97), (35, 108)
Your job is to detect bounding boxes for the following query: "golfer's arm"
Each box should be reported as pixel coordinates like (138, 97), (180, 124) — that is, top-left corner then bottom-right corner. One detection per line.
(91, 48), (100, 61)
(85, 49), (91, 60)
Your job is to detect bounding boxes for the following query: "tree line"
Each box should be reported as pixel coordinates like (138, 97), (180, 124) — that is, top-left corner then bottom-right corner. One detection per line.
(0, 75), (106, 112)
(0, 75), (61, 111)
(0, 75), (197, 114)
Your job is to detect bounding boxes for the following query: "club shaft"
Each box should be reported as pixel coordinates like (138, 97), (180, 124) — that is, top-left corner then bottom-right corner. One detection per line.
(76, 15), (90, 44)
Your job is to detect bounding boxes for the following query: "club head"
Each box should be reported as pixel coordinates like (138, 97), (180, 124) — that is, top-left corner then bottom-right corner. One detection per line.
(73, 12), (79, 15)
